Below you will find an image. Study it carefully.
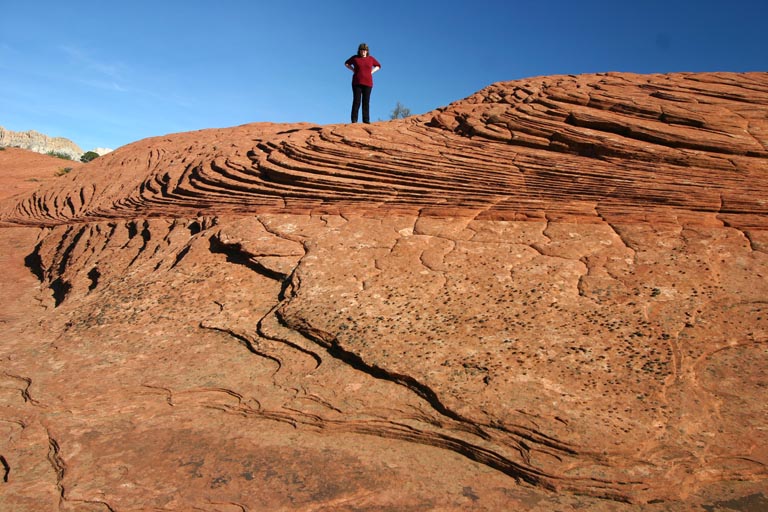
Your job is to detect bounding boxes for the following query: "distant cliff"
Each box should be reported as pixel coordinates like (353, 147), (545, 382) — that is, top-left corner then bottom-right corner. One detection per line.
(0, 126), (112, 160)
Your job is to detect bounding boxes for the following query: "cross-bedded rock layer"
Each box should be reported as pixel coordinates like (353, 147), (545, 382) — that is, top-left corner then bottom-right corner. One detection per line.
(3, 72), (768, 229)
(1, 72), (766, 511)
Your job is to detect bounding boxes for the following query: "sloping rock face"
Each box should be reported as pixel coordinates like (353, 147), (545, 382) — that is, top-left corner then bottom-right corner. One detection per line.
(0, 147), (83, 201)
(1, 72), (767, 511)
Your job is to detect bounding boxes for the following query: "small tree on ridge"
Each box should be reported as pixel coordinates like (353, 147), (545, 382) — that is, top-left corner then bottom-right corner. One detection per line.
(390, 102), (411, 120)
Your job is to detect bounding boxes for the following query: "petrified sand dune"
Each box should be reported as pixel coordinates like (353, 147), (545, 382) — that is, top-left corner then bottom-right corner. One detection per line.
(3, 72), (768, 228)
(1, 72), (767, 511)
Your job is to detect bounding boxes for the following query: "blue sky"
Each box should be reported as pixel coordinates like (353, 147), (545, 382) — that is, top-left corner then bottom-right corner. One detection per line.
(1, 0), (766, 151)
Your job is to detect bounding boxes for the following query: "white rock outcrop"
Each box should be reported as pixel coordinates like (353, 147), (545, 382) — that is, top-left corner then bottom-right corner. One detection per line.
(0, 126), (112, 160)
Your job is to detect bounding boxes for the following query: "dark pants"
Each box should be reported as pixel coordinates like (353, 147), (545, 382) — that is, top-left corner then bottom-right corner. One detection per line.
(351, 84), (372, 123)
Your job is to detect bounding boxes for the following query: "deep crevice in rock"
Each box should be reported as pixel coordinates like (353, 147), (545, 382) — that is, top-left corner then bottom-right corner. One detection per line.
(24, 242), (45, 282)
(87, 267), (100, 291)
(50, 278), (71, 306)
(0, 455), (9, 483)
(208, 235), (287, 281)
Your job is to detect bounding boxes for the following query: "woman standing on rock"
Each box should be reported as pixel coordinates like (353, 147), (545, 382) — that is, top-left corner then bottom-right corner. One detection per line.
(344, 43), (381, 124)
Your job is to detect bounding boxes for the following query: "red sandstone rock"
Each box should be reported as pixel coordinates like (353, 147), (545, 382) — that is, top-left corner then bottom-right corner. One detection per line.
(0, 72), (767, 511)
(0, 147), (82, 204)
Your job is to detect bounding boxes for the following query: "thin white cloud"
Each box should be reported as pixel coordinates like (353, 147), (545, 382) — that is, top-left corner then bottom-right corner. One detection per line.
(77, 78), (130, 93)
(59, 45), (129, 85)
(55, 44), (194, 108)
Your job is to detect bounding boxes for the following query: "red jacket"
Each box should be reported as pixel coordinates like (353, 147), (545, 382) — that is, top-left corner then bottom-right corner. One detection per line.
(345, 55), (381, 87)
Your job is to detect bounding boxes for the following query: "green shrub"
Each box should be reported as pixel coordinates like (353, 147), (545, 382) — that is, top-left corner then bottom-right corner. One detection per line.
(47, 150), (73, 160)
(56, 167), (73, 176)
(81, 151), (99, 163)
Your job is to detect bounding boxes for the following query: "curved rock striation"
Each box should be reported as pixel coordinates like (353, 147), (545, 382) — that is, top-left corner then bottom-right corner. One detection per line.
(1, 72), (767, 510)
(3, 72), (767, 229)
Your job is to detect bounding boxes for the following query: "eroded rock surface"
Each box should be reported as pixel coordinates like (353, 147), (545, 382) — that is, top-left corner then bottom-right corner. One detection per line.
(1, 72), (767, 511)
